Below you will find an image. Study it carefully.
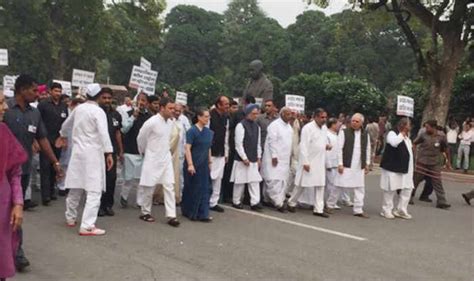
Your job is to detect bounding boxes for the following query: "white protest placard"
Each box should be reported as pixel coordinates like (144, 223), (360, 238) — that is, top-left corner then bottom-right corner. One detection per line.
(72, 69), (95, 88)
(255, 97), (263, 107)
(53, 80), (72, 97)
(3, 89), (14, 97)
(285, 95), (305, 113)
(233, 97), (241, 105)
(3, 75), (18, 90)
(140, 57), (151, 70)
(175, 91), (188, 105)
(129, 65), (158, 96)
(0, 49), (8, 66)
(396, 95), (414, 117)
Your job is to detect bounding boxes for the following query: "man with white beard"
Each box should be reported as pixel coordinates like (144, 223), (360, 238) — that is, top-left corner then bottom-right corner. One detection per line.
(261, 107), (293, 212)
(327, 113), (371, 218)
(287, 108), (330, 218)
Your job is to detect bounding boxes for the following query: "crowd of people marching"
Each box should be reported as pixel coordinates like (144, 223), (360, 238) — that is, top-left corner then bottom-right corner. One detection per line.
(1, 74), (473, 280)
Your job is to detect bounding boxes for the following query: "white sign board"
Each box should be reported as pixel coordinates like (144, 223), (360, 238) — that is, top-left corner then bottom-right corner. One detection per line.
(175, 91), (188, 105)
(128, 65), (158, 96)
(0, 49), (8, 66)
(396, 95), (414, 117)
(3, 75), (18, 90)
(255, 98), (263, 107)
(140, 57), (151, 70)
(72, 69), (95, 87)
(285, 95), (305, 113)
(53, 80), (72, 97)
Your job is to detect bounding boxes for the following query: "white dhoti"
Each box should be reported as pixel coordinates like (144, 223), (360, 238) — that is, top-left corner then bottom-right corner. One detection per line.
(263, 179), (287, 208)
(209, 156), (226, 208)
(289, 186), (324, 213)
(230, 161), (262, 206)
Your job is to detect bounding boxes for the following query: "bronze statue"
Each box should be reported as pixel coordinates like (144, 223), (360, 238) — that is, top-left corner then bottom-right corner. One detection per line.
(242, 60), (273, 102)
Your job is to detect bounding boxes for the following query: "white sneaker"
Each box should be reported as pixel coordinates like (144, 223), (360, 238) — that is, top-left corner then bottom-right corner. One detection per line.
(380, 211), (395, 219)
(79, 227), (106, 236)
(393, 210), (412, 220)
(66, 219), (76, 227)
(334, 204), (341, 210)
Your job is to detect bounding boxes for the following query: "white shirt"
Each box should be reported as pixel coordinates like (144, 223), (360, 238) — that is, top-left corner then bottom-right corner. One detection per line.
(459, 130), (473, 145)
(262, 118), (293, 181)
(295, 121), (328, 187)
(60, 101), (113, 192)
(446, 127), (459, 144)
(137, 113), (175, 186)
(326, 130), (339, 168)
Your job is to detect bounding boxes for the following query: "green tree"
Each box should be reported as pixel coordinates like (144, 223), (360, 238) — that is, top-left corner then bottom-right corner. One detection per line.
(0, 0), (110, 82)
(106, 0), (166, 85)
(159, 5), (224, 87)
(309, 0), (473, 125)
(181, 75), (228, 108)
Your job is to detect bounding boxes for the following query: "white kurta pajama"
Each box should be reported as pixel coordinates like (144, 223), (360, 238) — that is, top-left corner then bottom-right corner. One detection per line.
(328, 129), (371, 215)
(288, 122), (328, 214)
(261, 118), (293, 208)
(230, 123), (262, 206)
(325, 130), (339, 203)
(286, 119), (300, 196)
(61, 101), (113, 229)
(137, 114), (176, 218)
(380, 131), (414, 215)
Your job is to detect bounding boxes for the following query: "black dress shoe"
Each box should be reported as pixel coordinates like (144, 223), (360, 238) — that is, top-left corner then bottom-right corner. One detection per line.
(42, 199), (51, 206)
(250, 204), (263, 212)
(120, 196), (128, 208)
(98, 209), (106, 217)
(313, 212), (329, 218)
(210, 205), (225, 213)
(50, 194), (58, 201)
(16, 256), (30, 272)
(409, 198), (414, 205)
(232, 203), (244, 209)
(436, 203), (451, 209)
(287, 205), (296, 213)
(277, 205), (287, 213)
(462, 193), (471, 205)
(419, 197), (432, 203)
(23, 200), (38, 211)
(105, 207), (115, 216)
(262, 201), (274, 208)
(58, 190), (67, 197)
(167, 218), (180, 227)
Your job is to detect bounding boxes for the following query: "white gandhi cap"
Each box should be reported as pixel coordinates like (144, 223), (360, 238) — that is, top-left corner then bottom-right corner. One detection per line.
(85, 83), (102, 97)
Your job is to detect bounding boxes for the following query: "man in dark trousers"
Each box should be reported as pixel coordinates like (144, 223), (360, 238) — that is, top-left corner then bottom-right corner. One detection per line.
(97, 88), (123, 216)
(411, 120), (451, 209)
(37, 82), (68, 205)
(4, 74), (64, 271)
(209, 96), (230, 212)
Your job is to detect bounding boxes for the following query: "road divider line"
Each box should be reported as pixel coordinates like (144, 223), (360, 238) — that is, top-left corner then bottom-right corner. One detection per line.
(222, 205), (368, 242)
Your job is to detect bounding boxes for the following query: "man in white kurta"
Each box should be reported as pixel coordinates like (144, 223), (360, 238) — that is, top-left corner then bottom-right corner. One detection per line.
(328, 113), (371, 218)
(324, 118), (340, 206)
(136, 99), (179, 227)
(231, 104), (263, 211)
(60, 84), (114, 236)
(380, 118), (414, 219)
(285, 111), (300, 197)
(288, 109), (330, 217)
(262, 108), (293, 212)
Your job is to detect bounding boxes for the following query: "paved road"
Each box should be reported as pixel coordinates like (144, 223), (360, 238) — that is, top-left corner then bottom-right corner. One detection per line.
(13, 174), (473, 281)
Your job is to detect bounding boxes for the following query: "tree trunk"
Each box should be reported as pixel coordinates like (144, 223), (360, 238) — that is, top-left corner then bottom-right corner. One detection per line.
(421, 34), (464, 127)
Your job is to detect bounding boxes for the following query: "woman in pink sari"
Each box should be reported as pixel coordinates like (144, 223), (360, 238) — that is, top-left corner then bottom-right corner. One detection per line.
(0, 91), (27, 281)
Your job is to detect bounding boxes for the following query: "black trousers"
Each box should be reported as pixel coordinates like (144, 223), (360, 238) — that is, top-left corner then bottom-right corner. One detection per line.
(16, 174), (30, 263)
(221, 151), (235, 203)
(39, 145), (61, 201)
(100, 153), (117, 209)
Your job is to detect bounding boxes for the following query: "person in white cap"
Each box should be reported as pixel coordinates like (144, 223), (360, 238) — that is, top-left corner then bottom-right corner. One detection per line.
(57, 84), (114, 236)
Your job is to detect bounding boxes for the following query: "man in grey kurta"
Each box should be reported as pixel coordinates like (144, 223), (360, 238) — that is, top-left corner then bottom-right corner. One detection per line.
(242, 60), (273, 102)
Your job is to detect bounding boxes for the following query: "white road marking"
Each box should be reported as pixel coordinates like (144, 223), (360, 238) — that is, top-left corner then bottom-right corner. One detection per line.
(222, 205), (368, 241)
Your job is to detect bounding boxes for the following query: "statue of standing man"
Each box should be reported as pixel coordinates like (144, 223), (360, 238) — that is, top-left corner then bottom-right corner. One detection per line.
(242, 60), (273, 102)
